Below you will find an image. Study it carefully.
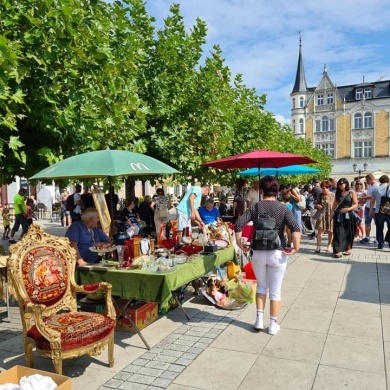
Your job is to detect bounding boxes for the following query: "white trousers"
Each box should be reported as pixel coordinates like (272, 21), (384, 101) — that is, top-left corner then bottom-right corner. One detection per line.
(251, 250), (287, 301)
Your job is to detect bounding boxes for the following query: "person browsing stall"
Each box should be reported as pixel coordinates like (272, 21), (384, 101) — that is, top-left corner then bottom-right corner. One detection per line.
(176, 184), (211, 239)
(198, 198), (222, 225)
(118, 199), (142, 235)
(65, 208), (110, 266)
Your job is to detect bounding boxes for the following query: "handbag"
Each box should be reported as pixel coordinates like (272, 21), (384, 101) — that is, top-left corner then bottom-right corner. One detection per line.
(352, 211), (362, 225)
(379, 186), (390, 215)
(296, 194), (306, 211)
(312, 208), (324, 221)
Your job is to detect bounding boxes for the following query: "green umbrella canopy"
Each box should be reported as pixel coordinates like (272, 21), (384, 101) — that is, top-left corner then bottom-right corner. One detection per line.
(29, 150), (178, 180)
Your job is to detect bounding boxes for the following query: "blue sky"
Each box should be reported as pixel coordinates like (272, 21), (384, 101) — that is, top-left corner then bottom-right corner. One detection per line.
(143, 0), (390, 125)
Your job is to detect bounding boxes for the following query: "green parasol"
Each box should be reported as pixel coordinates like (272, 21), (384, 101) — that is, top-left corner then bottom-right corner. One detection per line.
(29, 149), (178, 180)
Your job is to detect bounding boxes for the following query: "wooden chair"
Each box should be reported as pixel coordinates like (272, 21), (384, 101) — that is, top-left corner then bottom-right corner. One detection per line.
(7, 224), (116, 375)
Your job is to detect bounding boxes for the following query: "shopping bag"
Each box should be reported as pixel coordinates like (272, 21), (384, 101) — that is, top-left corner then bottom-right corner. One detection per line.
(227, 278), (257, 303)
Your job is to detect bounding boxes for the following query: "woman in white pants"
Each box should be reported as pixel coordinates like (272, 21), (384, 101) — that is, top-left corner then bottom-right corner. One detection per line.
(235, 176), (301, 335)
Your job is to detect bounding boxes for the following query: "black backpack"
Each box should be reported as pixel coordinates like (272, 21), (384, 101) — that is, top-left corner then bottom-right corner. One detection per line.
(379, 186), (390, 215)
(252, 214), (281, 250)
(66, 194), (75, 212)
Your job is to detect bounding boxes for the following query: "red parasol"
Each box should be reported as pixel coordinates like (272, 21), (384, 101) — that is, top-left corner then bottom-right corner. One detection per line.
(202, 150), (316, 170)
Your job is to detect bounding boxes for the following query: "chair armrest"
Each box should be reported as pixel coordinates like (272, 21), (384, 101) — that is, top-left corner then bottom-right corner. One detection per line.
(24, 302), (62, 343)
(72, 282), (116, 320)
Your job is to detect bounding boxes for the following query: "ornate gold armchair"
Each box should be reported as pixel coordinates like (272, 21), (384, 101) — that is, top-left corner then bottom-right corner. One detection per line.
(7, 224), (116, 375)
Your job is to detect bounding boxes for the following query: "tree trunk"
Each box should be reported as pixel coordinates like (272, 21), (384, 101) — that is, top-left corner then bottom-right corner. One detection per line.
(125, 177), (136, 200)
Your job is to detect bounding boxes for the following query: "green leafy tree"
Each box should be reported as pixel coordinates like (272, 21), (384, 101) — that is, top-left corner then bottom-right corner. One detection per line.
(0, 0), (147, 184)
(0, 0), (329, 188)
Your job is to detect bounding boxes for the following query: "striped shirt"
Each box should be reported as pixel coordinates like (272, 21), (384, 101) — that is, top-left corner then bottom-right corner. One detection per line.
(234, 200), (300, 249)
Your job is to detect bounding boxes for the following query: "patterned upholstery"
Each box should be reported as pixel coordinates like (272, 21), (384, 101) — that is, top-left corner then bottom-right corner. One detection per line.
(28, 312), (115, 351)
(7, 225), (116, 375)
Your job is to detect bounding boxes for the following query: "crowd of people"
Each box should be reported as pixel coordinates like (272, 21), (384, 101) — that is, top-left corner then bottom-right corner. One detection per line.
(3, 171), (390, 338)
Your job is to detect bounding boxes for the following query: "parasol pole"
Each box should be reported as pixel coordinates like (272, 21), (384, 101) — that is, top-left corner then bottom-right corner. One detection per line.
(108, 176), (115, 235)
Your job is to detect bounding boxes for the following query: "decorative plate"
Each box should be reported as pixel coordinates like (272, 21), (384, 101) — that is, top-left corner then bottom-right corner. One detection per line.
(89, 246), (116, 253)
(174, 255), (187, 264)
(212, 239), (229, 249)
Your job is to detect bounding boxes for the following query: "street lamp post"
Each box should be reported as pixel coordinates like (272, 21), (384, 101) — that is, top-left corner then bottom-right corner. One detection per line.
(352, 163), (368, 179)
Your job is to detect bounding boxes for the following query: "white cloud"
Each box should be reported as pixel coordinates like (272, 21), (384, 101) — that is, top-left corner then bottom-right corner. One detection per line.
(105, 1), (390, 119)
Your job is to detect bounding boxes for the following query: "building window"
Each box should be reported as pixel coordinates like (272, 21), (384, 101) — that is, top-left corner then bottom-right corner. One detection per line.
(299, 118), (304, 133)
(316, 143), (335, 158)
(292, 98), (295, 108)
(364, 112), (372, 128)
(356, 88), (363, 100)
(292, 119), (296, 132)
(327, 93), (334, 104)
(322, 116), (329, 131)
(354, 113), (363, 129)
(317, 94), (324, 105)
(315, 117), (335, 132)
(299, 97), (304, 108)
(354, 141), (372, 158)
(364, 88), (372, 99)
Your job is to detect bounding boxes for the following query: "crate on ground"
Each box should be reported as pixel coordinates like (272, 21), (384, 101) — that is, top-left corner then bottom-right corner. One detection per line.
(159, 286), (186, 315)
(0, 365), (71, 389)
(115, 300), (158, 332)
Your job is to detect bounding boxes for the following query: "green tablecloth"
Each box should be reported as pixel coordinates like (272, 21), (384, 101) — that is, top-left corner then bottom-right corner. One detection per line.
(76, 247), (236, 308)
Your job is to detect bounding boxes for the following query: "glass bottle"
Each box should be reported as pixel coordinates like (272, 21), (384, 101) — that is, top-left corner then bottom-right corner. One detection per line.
(166, 220), (172, 239)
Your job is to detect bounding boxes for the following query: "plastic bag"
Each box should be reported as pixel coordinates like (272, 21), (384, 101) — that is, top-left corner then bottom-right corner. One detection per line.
(227, 278), (257, 303)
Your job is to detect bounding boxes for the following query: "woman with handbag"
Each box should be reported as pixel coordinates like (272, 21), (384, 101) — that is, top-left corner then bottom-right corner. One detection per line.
(234, 176), (301, 336)
(313, 180), (335, 253)
(331, 178), (358, 258)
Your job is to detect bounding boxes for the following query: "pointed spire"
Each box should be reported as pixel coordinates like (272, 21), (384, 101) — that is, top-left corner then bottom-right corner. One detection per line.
(292, 34), (308, 94)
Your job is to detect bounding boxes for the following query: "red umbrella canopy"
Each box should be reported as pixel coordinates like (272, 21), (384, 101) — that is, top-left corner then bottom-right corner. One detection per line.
(202, 150), (316, 170)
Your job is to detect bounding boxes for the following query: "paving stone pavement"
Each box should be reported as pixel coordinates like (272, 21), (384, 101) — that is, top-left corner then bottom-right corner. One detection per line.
(1, 218), (390, 389)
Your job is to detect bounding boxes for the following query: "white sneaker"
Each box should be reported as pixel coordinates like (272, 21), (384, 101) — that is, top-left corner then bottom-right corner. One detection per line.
(253, 317), (264, 330)
(268, 322), (280, 335)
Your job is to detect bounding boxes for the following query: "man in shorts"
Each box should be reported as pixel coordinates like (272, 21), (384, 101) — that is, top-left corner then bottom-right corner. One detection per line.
(176, 184), (210, 241)
(360, 173), (379, 244)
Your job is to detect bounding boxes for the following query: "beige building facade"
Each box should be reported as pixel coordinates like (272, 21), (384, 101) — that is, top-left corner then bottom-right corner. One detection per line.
(291, 41), (390, 181)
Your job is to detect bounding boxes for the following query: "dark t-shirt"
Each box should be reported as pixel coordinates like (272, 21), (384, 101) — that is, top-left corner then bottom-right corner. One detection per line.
(138, 201), (152, 224)
(81, 193), (95, 210)
(120, 207), (137, 223)
(311, 186), (322, 201)
(105, 193), (119, 210)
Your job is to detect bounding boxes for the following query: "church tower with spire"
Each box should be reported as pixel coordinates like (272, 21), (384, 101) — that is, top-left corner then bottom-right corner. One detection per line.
(290, 37), (390, 179)
(290, 36), (308, 139)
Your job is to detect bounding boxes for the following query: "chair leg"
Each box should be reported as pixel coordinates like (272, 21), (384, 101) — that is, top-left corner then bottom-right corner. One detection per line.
(24, 338), (34, 368)
(108, 334), (114, 368)
(52, 356), (63, 375)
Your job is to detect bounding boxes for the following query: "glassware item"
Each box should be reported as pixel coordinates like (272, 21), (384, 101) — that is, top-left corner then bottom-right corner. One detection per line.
(116, 245), (125, 268)
(166, 220), (172, 239)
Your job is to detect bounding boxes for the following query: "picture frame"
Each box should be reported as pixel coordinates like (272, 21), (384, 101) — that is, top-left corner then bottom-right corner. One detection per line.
(92, 190), (111, 236)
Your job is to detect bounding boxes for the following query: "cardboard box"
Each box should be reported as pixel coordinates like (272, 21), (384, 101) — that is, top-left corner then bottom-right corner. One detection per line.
(115, 301), (158, 333)
(0, 365), (72, 389)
